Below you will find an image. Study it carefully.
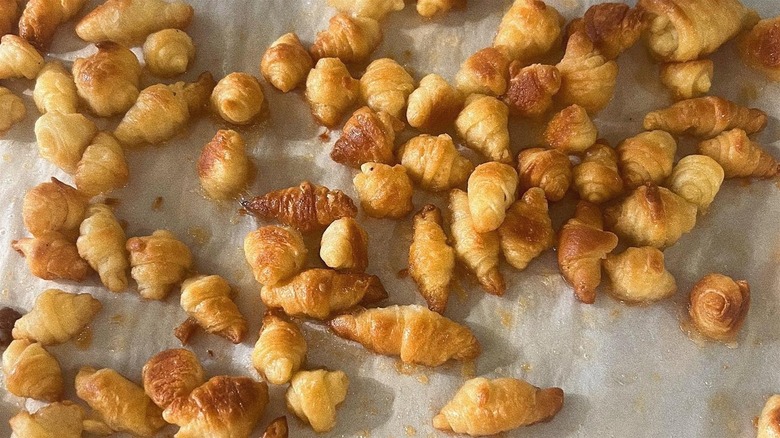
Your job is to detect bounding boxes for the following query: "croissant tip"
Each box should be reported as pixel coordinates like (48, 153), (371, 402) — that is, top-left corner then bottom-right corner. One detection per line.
(432, 413), (451, 431)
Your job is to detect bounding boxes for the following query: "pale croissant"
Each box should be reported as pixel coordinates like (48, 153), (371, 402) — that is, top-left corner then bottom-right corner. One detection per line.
(667, 155), (724, 211)
(643, 96), (767, 138)
(305, 57), (359, 127)
(210, 72), (267, 125)
(697, 128), (779, 179)
(33, 62), (78, 115)
(467, 162), (518, 233)
(143, 29), (195, 77)
(353, 162), (414, 219)
(493, 0), (563, 63)
(252, 311), (307, 385)
(572, 142), (624, 204)
(126, 229), (193, 300)
(659, 60), (714, 101)
(3, 339), (63, 401)
(181, 275), (247, 344)
(261, 33), (313, 93)
(407, 74), (463, 133)
(310, 13), (382, 64)
(616, 130), (677, 189)
(13, 289), (101, 345)
(198, 129), (250, 200)
(398, 134), (474, 192)
(320, 217), (369, 272)
(34, 111), (98, 174)
(9, 401), (87, 438)
(286, 370), (348, 433)
(75, 132), (130, 196)
(517, 147), (572, 202)
(327, 0), (404, 20)
(359, 58), (415, 120)
(0, 87), (26, 135)
(603, 247), (677, 303)
(455, 95), (512, 163)
(556, 30), (618, 113)
(77, 203), (129, 292)
(498, 187), (554, 271)
(76, 0), (194, 46)
(409, 205), (455, 313)
(0, 34), (44, 80)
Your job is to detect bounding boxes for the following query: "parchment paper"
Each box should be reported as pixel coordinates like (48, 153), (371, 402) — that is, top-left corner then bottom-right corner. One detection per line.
(1, 0), (779, 436)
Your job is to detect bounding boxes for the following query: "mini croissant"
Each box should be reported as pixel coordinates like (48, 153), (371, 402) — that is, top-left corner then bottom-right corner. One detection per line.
(126, 229), (193, 300)
(758, 395), (780, 438)
(242, 181), (357, 232)
(75, 132), (130, 196)
(311, 13), (382, 64)
(467, 162), (518, 233)
(33, 62), (78, 114)
(76, 367), (165, 437)
(13, 289), (101, 345)
(286, 370), (348, 433)
(327, 0), (404, 20)
(305, 57), (359, 127)
(557, 201), (619, 304)
(261, 269), (388, 320)
(455, 95), (512, 163)
(244, 225), (307, 286)
(502, 62), (561, 118)
(9, 401), (87, 438)
(689, 273), (750, 341)
(556, 31), (618, 114)
(455, 47), (511, 97)
(567, 2), (644, 60)
(643, 96), (767, 138)
(493, 0), (563, 63)
(433, 377), (564, 435)
(142, 348), (205, 409)
(0, 34), (44, 80)
(18, 0), (85, 49)
(0, 87), (26, 135)
(76, 0), (194, 46)
(407, 74), (463, 133)
(143, 29), (195, 77)
(616, 130), (677, 189)
(449, 189), (505, 296)
(498, 187), (554, 271)
(416, 0), (464, 17)
(697, 128), (779, 179)
(320, 218), (369, 272)
(359, 58), (415, 120)
(667, 155), (724, 211)
(330, 305), (480, 366)
(181, 275), (247, 344)
(23, 177), (88, 239)
(517, 147), (572, 202)
(353, 162), (414, 219)
(605, 183), (697, 249)
(572, 142), (624, 204)
(3, 339), (63, 401)
(398, 134), (474, 192)
(34, 111), (98, 173)
(543, 104), (598, 154)
(73, 41), (141, 117)
(198, 129), (250, 200)
(739, 17), (780, 81)
(210, 72), (266, 125)
(409, 205), (455, 313)
(13, 232), (92, 282)
(659, 60), (714, 101)
(163, 376), (268, 438)
(77, 203), (129, 292)
(252, 311), (307, 385)
(331, 106), (401, 168)
(603, 246), (677, 303)
(261, 33), (313, 93)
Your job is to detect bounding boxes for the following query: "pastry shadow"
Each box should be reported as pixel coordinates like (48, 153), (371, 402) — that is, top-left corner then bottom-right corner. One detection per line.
(324, 374), (396, 437)
(513, 392), (592, 438)
(467, 321), (523, 375)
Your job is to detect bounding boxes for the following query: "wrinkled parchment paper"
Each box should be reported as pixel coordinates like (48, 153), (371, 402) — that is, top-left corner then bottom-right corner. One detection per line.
(1, 0), (780, 436)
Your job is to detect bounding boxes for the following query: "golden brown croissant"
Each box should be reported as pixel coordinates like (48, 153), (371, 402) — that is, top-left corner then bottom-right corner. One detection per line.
(467, 162), (518, 233)
(143, 348), (205, 409)
(311, 13), (381, 64)
(409, 205), (455, 313)
(501, 62), (561, 118)
(353, 162), (414, 218)
(616, 130), (677, 189)
(567, 3), (645, 60)
(305, 57), (359, 127)
(252, 311), (307, 385)
(605, 183), (697, 248)
(517, 147), (572, 202)
(73, 41), (141, 117)
(689, 273), (750, 341)
(543, 104), (598, 154)
(9, 401), (87, 438)
(758, 395), (780, 438)
(210, 72), (266, 125)
(143, 29), (194, 77)
(33, 62), (78, 115)
(13, 232), (92, 282)
(180, 275), (247, 344)
(572, 142), (624, 204)
(76, 203), (129, 292)
(242, 181), (358, 232)
(261, 269), (387, 320)
(557, 201), (618, 304)
(328, 0), (403, 20)
(659, 60), (714, 101)
(407, 73), (463, 133)
(34, 111), (98, 174)
(126, 229), (193, 300)
(198, 129), (250, 200)
(76, 366), (165, 437)
(455, 47), (511, 97)
(556, 31), (619, 114)
(449, 189), (504, 295)
(359, 58), (414, 120)
(416, 0), (464, 17)
(330, 305), (480, 366)
(168, 71), (215, 115)
(398, 134), (474, 192)
(643, 96), (767, 138)
(0, 0), (17, 36)
(75, 132), (129, 197)
(261, 33), (313, 93)
(76, 0), (194, 46)
(667, 154), (724, 211)
(286, 369), (348, 433)
(262, 416), (289, 438)
(18, 0), (87, 50)
(498, 187), (554, 271)
(603, 246), (676, 303)
(13, 289), (101, 345)
(23, 178), (88, 239)
(320, 217), (369, 272)
(0, 87), (26, 136)
(0, 34), (44, 80)
(331, 106), (402, 168)
(433, 377), (564, 435)
(739, 17), (780, 81)
(455, 95), (512, 164)
(163, 376), (268, 438)
(697, 128), (779, 179)
(493, 0), (563, 62)
(3, 339), (63, 401)
(244, 225), (307, 286)
(639, 0), (757, 62)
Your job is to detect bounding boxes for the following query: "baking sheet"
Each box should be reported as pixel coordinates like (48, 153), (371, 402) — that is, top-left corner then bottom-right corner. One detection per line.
(1, 0), (780, 436)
